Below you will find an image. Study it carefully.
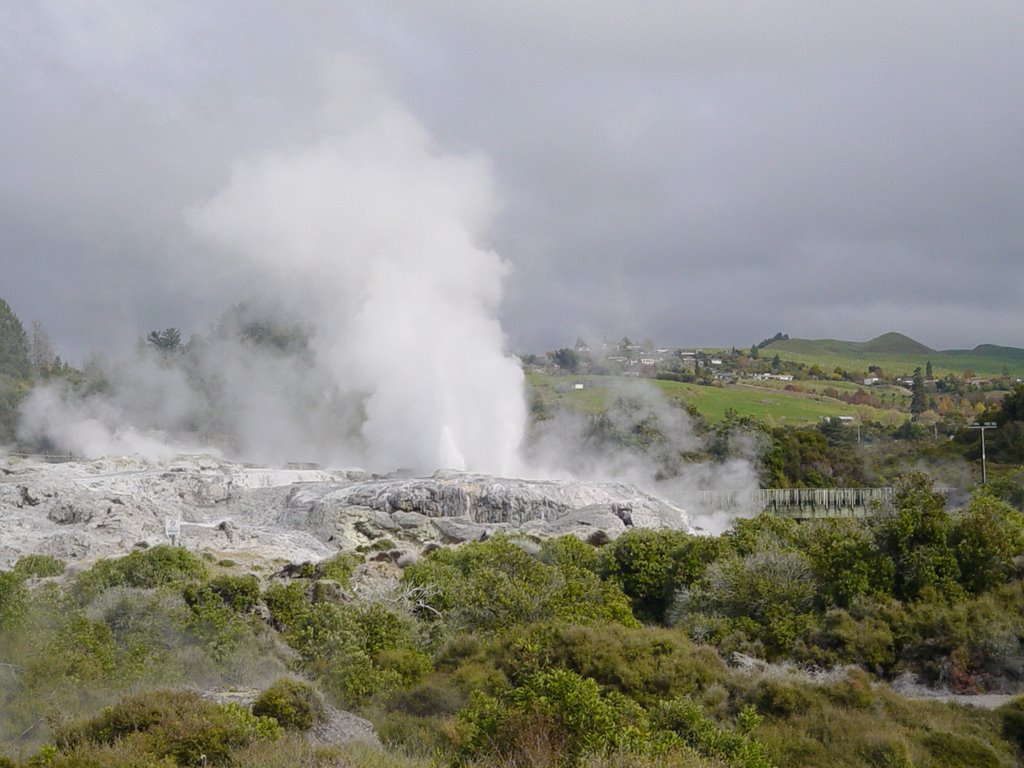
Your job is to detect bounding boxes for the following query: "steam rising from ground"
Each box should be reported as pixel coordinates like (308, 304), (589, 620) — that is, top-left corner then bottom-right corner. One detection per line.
(16, 58), (759, 525)
(19, 59), (525, 475)
(523, 379), (761, 533)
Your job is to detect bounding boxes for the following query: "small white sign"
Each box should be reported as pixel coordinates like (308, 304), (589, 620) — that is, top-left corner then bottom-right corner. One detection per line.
(165, 517), (181, 537)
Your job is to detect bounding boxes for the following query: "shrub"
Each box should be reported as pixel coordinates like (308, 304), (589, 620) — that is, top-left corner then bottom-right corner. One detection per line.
(57, 689), (282, 766)
(998, 695), (1024, 750)
(375, 648), (433, 687)
(252, 677), (325, 731)
(457, 668), (649, 767)
(263, 579), (311, 630)
(318, 552), (362, 587)
(182, 584), (258, 662)
(950, 492), (1024, 594)
(877, 473), (962, 601)
(402, 536), (637, 634)
(386, 682), (466, 717)
(600, 529), (723, 623)
(800, 607), (896, 672)
(73, 546), (208, 604)
(13, 554), (66, 578)
(208, 574), (261, 613)
(796, 519), (893, 608)
(490, 623), (727, 706)
(0, 570), (28, 631)
(919, 731), (1001, 768)
(652, 698), (775, 768)
(676, 550), (817, 657)
(40, 613), (118, 684)
(540, 536), (601, 572)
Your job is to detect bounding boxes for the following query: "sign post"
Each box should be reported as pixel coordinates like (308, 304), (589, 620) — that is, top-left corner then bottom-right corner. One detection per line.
(165, 516), (181, 546)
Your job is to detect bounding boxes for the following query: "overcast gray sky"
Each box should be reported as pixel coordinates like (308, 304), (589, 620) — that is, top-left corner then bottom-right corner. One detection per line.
(3, 1), (1022, 361)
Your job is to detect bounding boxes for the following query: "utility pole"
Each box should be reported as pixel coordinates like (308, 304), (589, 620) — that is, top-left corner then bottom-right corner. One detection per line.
(968, 422), (998, 484)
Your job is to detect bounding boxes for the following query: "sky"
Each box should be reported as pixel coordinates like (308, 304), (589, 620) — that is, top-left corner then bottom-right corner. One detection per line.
(3, 1), (1023, 363)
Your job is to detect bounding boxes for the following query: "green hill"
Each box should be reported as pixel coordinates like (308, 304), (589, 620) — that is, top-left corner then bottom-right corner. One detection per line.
(860, 332), (934, 355)
(765, 333), (1024, 378)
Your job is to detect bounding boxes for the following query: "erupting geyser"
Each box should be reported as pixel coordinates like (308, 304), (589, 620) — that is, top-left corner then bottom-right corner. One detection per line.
(188, 60), (526, 475)
(13, 58), (528, 474)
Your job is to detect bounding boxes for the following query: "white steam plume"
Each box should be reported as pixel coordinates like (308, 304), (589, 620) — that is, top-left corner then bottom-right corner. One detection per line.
(187, 60), (525, 474)
(19, 59), (526, 474)
(524, 378), (763, 533)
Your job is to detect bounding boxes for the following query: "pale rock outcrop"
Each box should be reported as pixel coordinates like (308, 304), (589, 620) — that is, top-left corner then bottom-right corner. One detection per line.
(0, 455), (690, 568)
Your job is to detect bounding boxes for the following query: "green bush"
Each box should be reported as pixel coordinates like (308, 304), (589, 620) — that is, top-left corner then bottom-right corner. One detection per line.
(0, 570), (28, 631)
(540, 536), (601, 572)
(920, 731), (1001, 768)
(402, 536), (637, 634)
(73, 546), (208, 604)
(56, 689), (282, 766)
(263, 580), (311, 630)
(457, 668), (649, 767)
(998, 695), (1024, 750)
(652, 698), (775, 768)
(490, 623), (727, 707)
(796, 519), (893, 608)
(252, 677), (325, 731)
(13, 554), (66, 578)
(877, 473), (962, 601)
(651, 700), (770, 768)
(950, 492), (1024, 594)
(318, 552), (363, 587)
(182, 584), (262, 664)
(675, 550), (817, 657)
(208, 574), (261, 612)
(600, 529), (723, 623)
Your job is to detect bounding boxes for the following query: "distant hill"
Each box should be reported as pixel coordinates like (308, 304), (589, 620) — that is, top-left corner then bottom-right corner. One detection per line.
(764, 333), (1024, 378)
(860, 333), (934, 355)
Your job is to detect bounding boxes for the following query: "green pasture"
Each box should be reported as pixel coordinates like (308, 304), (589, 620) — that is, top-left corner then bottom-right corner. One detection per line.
(527, 373), (898, 427)
(765, 339), (1024, 379)
(751, 377), (912, 407)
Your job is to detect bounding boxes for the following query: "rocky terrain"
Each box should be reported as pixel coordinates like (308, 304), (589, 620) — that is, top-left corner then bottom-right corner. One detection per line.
(0, 453), (691, 569)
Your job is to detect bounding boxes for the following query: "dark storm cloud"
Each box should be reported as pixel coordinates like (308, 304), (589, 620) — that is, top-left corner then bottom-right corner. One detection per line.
(2, 1), (1022, 361)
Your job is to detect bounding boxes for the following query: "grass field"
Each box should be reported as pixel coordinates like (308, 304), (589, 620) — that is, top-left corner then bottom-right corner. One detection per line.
(764, 335), (1024, 378)
(528, 372), (899, 427)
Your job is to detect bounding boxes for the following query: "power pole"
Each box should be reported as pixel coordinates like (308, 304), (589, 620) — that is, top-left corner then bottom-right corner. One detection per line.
(968, 422), (998, 484)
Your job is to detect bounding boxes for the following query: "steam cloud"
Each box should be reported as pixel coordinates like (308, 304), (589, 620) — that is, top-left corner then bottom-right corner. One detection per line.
(19, 59), (526, 475)
(523, 378), (762, 533)
(16, 58), (759, 528)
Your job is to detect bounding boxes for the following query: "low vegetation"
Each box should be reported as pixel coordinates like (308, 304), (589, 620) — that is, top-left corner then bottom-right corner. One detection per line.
(2, 470), (1024, 767)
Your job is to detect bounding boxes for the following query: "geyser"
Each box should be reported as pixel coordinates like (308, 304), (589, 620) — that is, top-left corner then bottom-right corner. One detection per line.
(189, 60), (526, 475)
(19, 58), (527, 475)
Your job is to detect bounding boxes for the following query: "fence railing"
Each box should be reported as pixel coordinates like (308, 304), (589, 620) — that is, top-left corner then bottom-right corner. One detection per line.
(3, 452), (77, 464)
(699, 487), (895, 519)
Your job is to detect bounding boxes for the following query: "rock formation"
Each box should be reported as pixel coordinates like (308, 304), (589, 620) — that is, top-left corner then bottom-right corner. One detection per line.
(0, 454), (690, 568)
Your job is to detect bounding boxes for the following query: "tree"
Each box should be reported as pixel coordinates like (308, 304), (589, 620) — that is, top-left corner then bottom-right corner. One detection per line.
(877, 473), (962, 601)
(552, 347), (580, 373)
(28, 320), (56, 375)
(926, 360), (933, 379)
(910, 367), (926, 418)
(950, 492), (1024, 594)
(998, 384), (1024, 424)
(147, 327), (182, 353)
(0, 297), (31, 443)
